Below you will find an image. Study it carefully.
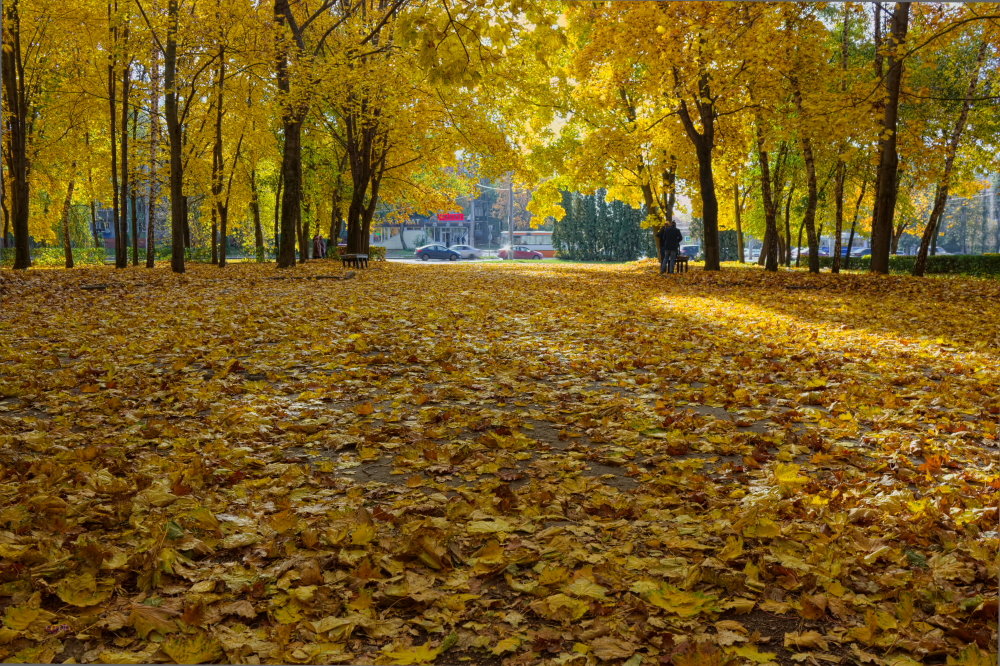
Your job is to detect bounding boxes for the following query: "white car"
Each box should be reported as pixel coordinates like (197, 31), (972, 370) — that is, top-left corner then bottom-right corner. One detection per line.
(449, 244), (483, 259)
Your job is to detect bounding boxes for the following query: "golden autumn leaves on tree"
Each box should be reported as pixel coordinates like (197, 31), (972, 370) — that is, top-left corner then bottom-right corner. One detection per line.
(3, 2), (999, 273)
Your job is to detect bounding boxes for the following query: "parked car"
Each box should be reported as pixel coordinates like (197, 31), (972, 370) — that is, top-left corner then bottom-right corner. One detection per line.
(415, 244), (460, 261)
(449, 244), (483, 259)
(680, 244), (701, 260)
(498, 245), (544, 259)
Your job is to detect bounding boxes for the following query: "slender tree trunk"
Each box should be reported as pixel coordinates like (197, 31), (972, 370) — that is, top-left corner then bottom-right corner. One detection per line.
(892, 217), (908, 254)
(845, 177), (867, 269)
(755, 127), (780, 271)
(146, 46), (159, 268)
(913, 42), (986, 276)
(792, 84), (820, 274)
(833, 161), (846, 273)
(832, 4), (849, 274)
(130, 108), (139, 266)
(210, 206), (218, 264)
(795, 217), (805, 268)
(1, 174), (10, 249)
(118, 39), (131, 269)
(108, 6), (121, 268)
(734, 182), (745, 263)
(164, 0), (185, 273)
(870, 2), (910, 274)
(2, 0), (32, 268)
(90, 200), (99, 248)
(211, 46), (225, 266)
(61, 167), (77, 268)
(273, 174), (282, 253)
(801, 138), (819, 274)
(676, 72), (720, 270)
(328, 185), (342, 251)
(784, 182), (795, 266)
(250, 168), (264, 261)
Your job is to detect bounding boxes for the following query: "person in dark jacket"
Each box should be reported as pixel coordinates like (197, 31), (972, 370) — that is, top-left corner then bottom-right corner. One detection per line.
(658, 221), (683, 274)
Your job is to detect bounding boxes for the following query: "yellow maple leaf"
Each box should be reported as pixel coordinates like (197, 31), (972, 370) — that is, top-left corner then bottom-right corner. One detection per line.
(727, 645), (778, 663)
(55, 572), (113, 607)
(382, 641), (443, 665)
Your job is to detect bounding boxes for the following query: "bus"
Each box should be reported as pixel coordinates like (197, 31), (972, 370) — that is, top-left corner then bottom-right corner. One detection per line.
(507, 230), (556, 257)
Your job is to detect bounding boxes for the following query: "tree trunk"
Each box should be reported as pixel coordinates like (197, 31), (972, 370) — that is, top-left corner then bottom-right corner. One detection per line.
(147, 46), (159, 268)
(755, 127), (780, 271)
(108, 6), (121, 269)
(677, 78), (720, 270)
(734, 182), (745, 263)
(273, 174), (282, 252)
(211, 46), (225, 267)
(328, 185), (343, 252)
(277, 119), (302, 267)
(870, 2), (910, 274)
(832, 4), (849, 274)
(2, 0), (32, 268)
(210, 206), (218, 264)
(832, 161), (845, 273)
(792, 84), (820, 274)
(130, 107), (139, 266)
(164, 0), (185, 273)
(250, 168), (264, 261)
(891, 217), (907, 254)
(913, 41), (986, 276)
(275, 0), (305, 268)
(784, 181), (795, 266)
(1, 174), (10, 249)
(61, 167), (77, 268)
(801, 137), (819, 274)
(118, 36), (131, 269)
(844, 177), (867, 269)
(795, 217), (805, 268)
(298, 200), (309, 262)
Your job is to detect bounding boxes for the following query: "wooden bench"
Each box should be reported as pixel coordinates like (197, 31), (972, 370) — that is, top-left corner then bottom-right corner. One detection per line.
(340, 253), (369, 269)
(674, 255), (689, 273)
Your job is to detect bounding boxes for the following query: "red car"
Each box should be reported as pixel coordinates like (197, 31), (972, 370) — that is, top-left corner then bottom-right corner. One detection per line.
(497, 245), (544, 259)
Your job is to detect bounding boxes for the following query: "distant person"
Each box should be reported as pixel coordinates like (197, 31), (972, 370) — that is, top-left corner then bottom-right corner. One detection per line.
(319, 236), (328, 258)
(313, 234), (324, 259)
(658, 221), (683, 274)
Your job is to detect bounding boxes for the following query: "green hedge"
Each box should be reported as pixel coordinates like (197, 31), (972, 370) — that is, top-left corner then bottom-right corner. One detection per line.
(369, 246), (386, 261)
(818, 254), (1000, 277)
(1, 247), (108, 267)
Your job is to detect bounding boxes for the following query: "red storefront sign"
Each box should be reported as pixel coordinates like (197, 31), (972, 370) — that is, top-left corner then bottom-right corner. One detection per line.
(436, 213), (465, 222)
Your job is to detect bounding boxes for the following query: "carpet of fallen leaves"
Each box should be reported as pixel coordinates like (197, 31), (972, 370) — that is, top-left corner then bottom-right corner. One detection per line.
(0, 260), (998, 666)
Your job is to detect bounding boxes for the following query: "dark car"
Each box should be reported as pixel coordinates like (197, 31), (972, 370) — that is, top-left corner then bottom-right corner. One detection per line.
(415, 244), (460, 261)
(497, 245), (544, 259)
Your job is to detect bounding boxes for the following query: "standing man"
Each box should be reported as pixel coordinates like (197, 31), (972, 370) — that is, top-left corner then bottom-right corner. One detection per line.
(659, 221), (683, 274)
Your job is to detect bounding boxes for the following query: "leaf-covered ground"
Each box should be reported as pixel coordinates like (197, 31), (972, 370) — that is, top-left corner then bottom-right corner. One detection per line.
(0, 261), (997, 666)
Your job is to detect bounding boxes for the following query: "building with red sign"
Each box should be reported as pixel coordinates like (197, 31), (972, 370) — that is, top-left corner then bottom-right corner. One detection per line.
(371, 213), (472, 250)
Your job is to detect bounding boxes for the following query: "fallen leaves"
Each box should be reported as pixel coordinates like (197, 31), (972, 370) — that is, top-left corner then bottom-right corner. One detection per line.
(0, 261), (997, 664)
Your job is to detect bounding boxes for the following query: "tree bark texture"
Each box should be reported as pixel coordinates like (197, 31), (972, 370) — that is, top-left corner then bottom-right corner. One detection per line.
(870, 2), (910, 274)
(61, 167), (76, 268)
(164, 0), (185, 273)
(676, 73), (720, 271)
(147, 46), (160, 268)
(2, 0), (32, 268)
